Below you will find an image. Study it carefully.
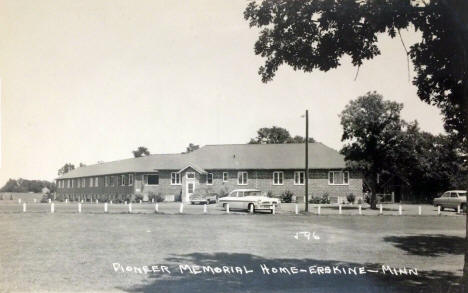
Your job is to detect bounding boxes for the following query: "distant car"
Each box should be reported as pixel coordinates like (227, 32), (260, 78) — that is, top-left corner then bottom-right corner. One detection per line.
(190, 194), (217, 205)
(218, 189), (279, 213)
(433, 190), (467, 212)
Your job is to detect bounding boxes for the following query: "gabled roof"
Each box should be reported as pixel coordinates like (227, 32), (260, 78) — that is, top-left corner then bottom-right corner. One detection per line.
(57, 143), (346, 179)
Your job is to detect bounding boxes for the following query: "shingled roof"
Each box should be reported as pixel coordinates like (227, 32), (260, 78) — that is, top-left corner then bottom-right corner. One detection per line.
(57, 143), (346, 179)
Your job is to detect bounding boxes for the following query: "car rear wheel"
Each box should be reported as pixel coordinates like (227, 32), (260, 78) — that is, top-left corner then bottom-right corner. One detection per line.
(461, 204), (467, 214)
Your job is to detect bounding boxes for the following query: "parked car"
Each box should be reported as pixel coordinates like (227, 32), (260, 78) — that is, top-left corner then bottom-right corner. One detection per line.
(218, 189), (279, 213)
(190, 194), (217, 205)
(433, 190), (467, 212)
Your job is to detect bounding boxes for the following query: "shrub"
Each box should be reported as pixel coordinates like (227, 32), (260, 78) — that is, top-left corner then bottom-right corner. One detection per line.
(281, 190), (294, 203)
(308, 196), (321, 204)
(357, 198), (363, 204)
(320, 192), (330, 204)
(148, 192), (164, 202)
(217, 187), (229, 198)
(266, 191), (274, 198)
(175, 190), (182, 202)
(134, 193), (143, 203)
(347, 193), (356, 204)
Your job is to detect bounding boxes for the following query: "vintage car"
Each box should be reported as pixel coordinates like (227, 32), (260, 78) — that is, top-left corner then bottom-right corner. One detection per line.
(218, 189), (280, 213)
(190, 194), (217, 205)
(433, 190), (467, 212)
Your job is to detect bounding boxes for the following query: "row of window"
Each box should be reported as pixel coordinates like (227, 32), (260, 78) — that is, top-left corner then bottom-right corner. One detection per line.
(58, 171), (350, 188)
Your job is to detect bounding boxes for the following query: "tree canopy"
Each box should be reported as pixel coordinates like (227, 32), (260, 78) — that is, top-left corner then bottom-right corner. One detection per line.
(249, 126), (315, 144)
(0, 178), (56, 193)
(132, 146), (150, 158)
(244, 0), (468, 145)
(57, 163), (75, 176)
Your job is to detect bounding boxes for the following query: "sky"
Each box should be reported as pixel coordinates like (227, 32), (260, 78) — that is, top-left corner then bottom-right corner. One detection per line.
(0, 0), (445, 185)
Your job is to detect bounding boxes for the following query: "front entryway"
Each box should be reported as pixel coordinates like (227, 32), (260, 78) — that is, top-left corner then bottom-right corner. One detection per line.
(186, 172), (196, 201)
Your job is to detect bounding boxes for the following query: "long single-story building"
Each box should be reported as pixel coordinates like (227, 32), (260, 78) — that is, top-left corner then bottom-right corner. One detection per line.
(56, 143), (363, 203)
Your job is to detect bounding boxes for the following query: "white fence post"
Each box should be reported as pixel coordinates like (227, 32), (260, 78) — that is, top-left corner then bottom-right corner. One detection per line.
(110, 200), (112, 205)
(418, 205), (422, 215)
(155, 203), (159, 213)
(398, 205), (402, 215)
(140, 200), (142, 204)
(33, 198), (37, 203)
(179, 203), (184, 214)
(457, 205), (461, 214)
(65, 199), (68, 204)
(22, 203), (26, 212)
(18, 198), (21, 204)
(125, 201), (127, 205)
(48, 198), (51, 204)
(78, 203), (82, 213)
(272, 204), (276, 215)
(437, 205), (441, 215)
(96, 199), (98, 204)
(250, 204), (254, 214)
(50, 203), (55, 213)
(226, 203), (230, 214)
(104, 203), (108, 213)
(152, 198), (154, 203)
(295, 204), (298, 215)
(379, 204), (383, 215)
(128, 203), (132, 213)
(317, 205), (321, 215)
(203, 204), (207, 214)
(339, 204), (342, 215)
(358, 205), (362, 215)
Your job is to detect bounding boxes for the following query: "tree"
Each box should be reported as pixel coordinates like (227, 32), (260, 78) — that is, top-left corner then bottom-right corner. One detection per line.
(245, 1), (468, 286)
(57, 163), (75, 176)
(340, 92), (403, 209)
(79, 162), (87, 167)
(132, 146), (150, 158)
(249, 126), (315, 144)
(184, 143), (200, 153)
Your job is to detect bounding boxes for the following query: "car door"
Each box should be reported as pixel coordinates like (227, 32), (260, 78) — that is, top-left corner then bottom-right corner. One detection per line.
(232, 191), (244, 209)
(450, 192), (459, 209)
(439, 192), (450, 208)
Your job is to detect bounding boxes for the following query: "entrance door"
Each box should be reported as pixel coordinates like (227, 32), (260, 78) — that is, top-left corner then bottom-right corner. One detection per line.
(186, 172), (196, 201)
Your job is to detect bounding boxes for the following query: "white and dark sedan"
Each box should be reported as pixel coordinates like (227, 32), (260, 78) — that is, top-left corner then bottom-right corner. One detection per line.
(218, 189), (279, 213)
(433, 190), (467, 212)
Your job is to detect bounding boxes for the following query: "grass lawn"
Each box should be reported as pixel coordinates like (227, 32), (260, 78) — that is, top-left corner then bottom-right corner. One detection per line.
(0, 211), (465, 292)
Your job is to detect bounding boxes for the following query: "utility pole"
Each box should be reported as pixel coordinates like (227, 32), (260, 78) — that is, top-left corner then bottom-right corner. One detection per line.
(305, 110), (309, 212)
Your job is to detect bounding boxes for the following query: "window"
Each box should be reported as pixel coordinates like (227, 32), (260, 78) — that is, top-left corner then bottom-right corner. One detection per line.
(273, 171), (284, 185)
(223, 172), (228, 182)
(81, 178), (86, 188)
(186, 172), (195, 179)
(109, 176), (114, 187)
(71, 179), (74, 188)
(207, 173), (213, 185)
(67, 180), (70, 188)
(237, 171), (248, 185)
(294, 171), (305, 185)
(95, 177), (98, 187)
(144, 174), (159, 185)
(105, 176), (109, 187)
(121, 175), (127, 186)
(77, 179), (81, 188)
(328, 171), (349, 185)
(171, 172), (181, 185)
(89, 177), (93, 187)
(128, 174), (134, 186)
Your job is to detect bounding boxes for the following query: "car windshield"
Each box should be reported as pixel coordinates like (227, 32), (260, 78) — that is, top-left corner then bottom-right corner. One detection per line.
(244, 191), (261, 196)
(459, 192), (467, 196)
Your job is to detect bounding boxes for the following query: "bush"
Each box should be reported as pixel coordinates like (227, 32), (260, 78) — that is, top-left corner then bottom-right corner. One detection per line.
(175, 190), (182, 202)
(320, 192), (330, 204)
(148, 192), (164, 202)
(357, 198), (363, 204)
(308, 196), (321, 204)
(134, 193), (143, 203)
(266, 191), (274, 198)
(347, 193), (356, 204)
(217, 187), (229, 198)
(281, 190), (294, 203)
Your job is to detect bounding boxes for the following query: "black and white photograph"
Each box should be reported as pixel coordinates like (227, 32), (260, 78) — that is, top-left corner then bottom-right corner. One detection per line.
(0, 0), (467, 292)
